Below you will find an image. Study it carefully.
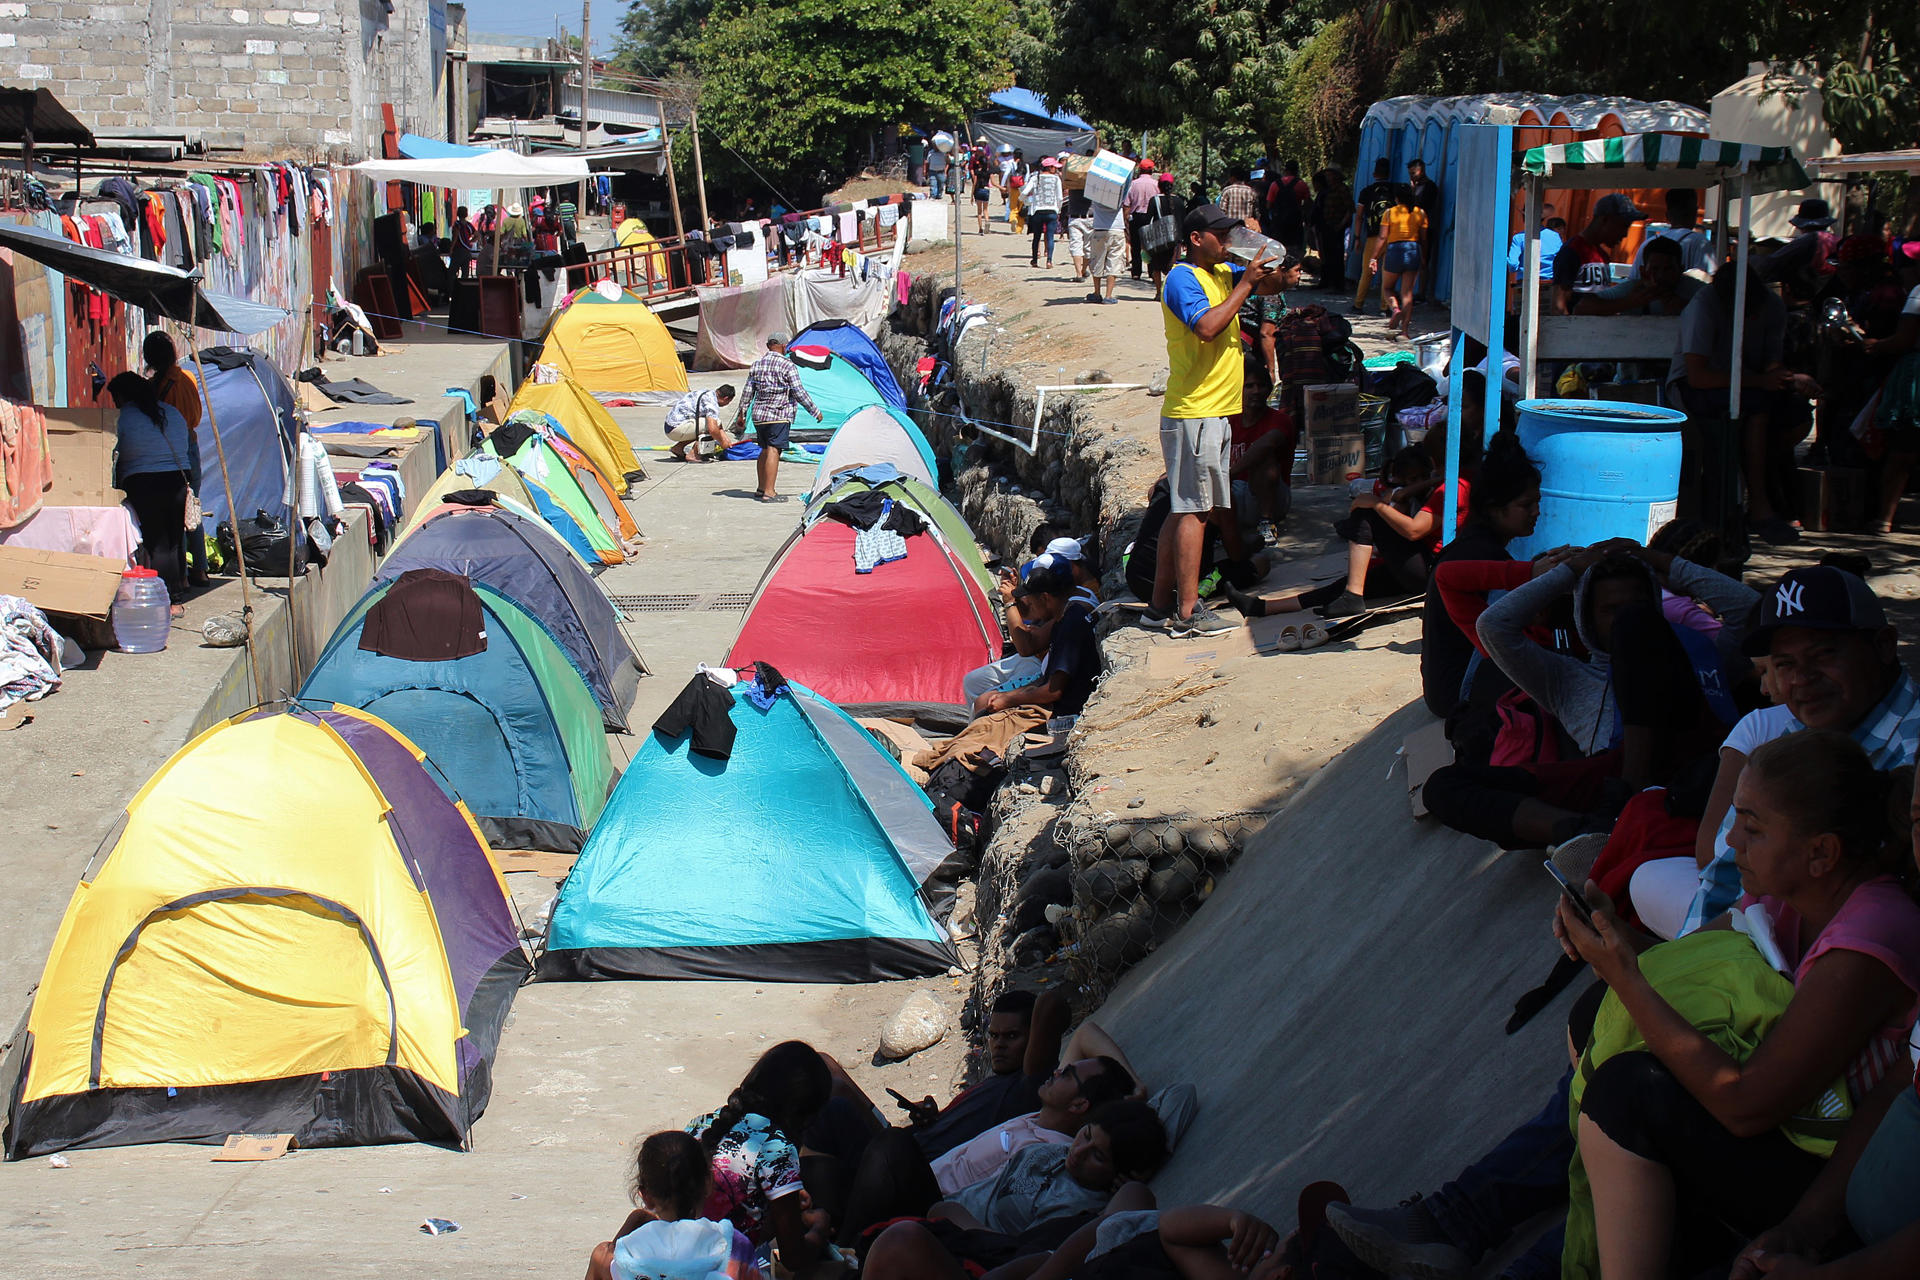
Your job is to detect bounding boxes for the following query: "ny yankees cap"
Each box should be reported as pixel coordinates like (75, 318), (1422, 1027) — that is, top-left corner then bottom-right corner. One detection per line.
(1742, 565), (1888, 655)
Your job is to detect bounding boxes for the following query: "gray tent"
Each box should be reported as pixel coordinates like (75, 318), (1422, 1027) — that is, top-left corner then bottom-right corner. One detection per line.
(373, 500), (645, 730)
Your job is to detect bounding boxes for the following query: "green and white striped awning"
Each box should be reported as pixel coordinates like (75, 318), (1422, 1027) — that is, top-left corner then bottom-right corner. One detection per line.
(1521, 134), (1809, 194)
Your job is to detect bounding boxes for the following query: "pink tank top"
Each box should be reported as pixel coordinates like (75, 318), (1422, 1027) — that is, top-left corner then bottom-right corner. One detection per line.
(1759, 877), (1920, 1099)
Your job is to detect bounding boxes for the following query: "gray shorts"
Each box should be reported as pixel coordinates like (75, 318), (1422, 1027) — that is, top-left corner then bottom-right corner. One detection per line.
(1160, 416), (1232, 513)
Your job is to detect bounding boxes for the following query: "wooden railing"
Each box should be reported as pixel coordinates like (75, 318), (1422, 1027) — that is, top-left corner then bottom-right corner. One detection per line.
(565, 201), (906, 302)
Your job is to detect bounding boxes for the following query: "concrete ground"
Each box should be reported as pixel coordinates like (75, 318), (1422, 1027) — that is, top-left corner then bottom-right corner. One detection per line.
(0, 374), (972, 1278)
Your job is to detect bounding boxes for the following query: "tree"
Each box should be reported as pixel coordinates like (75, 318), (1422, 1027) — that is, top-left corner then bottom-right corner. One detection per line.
(694, 0), (1014, 191)
(1037, 0), (1293, 152)
(613, 0), (714, 78)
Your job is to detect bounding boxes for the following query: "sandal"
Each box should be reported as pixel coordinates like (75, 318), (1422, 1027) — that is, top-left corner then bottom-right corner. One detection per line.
(1274, 622), (1303, 652)
(1298, 620), (1330, 650)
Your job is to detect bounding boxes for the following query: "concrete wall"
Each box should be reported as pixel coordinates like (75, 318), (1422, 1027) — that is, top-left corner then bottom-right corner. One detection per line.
(8, 0), (447, 157)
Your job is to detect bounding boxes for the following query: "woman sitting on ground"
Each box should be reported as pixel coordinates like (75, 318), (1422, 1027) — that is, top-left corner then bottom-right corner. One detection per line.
(1422, 538), (1755, 851)
(1557, 732), (1920, 1280)
(680, 1041), (835, 1273)
(1320, 440), (1452, 619)
(587, 1130), (766, 1280)
(1419, 419), (1541, 721)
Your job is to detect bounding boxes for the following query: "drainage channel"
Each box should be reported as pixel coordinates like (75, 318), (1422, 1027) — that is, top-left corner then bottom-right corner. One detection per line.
(609, 592), (754, 619)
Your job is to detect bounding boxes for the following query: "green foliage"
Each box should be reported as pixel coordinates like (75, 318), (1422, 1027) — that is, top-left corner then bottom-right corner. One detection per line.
(613, 0), (713, 77)
(693, 0), (1013, 189)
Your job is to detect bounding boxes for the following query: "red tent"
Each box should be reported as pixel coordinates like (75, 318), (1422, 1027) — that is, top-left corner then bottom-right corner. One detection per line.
(727, 520), (998, 714)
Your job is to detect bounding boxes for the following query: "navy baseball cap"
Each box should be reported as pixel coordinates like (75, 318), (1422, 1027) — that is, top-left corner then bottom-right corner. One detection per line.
(1742, 565), (1888, 655)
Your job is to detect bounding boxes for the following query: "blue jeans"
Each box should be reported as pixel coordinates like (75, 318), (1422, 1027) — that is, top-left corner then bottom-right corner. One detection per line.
(1423, 1068), (1573, 1280)
(928, 172), (946, 199)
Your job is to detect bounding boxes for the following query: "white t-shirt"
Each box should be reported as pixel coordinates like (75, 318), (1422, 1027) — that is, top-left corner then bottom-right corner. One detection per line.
(1722, 703), (1797, 757)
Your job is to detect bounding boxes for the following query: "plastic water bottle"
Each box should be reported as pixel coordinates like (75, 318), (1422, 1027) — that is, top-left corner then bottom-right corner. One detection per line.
(112, 567), (171, 653)
(1224, 224), (1288, 265)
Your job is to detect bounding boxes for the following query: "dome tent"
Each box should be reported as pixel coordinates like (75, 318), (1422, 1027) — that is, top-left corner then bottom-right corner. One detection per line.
(299, 569), (615, 852)
(378, 500), (646, 730)
(3, 706), (526, 1157)
(533, 283), (687, 402)
(539, 676), (958, 982)
(790, 319), (908, 408)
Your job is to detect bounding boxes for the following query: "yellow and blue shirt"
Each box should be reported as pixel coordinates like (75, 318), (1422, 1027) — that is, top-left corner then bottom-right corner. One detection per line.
(1162, 261), (1245, 419)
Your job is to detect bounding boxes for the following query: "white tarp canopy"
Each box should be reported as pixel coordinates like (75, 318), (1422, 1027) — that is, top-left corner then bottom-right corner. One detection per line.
(350, 151), (590, 188)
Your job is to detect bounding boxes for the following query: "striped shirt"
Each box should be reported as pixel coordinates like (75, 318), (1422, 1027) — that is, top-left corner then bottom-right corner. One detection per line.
(743, 352), (817, 426)
(1682, 671), (1920, 935)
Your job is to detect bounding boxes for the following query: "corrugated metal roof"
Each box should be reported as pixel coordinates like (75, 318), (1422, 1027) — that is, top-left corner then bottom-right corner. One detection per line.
(0, 86), (96, 148)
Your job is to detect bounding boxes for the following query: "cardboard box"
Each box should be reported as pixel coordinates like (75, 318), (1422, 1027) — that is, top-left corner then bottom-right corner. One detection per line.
(1301, 383), (1360, 437)
(40, 407), (123, 508)
(0, 545), (125, 619)
(1307, 432), (1367, 486)
(1082, 150), (1137, 210)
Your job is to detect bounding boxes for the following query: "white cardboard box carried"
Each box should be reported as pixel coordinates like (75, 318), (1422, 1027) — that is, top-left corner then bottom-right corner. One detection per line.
(1082, 150), (1137, 210)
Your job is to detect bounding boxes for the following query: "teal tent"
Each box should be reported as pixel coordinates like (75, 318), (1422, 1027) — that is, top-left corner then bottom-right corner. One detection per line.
(538, 677), (957, 982)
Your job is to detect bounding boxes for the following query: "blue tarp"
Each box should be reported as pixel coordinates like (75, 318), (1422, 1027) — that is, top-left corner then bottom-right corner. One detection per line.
(988, 88), (1090, 131)
(538, 680), (957, 983)
(397, 133), (493, 161)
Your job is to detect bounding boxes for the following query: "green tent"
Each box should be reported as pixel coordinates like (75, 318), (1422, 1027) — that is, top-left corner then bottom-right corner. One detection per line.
(808, 474), (993, 594)
(484, 422), (626, 566)
(746, 349), (889, 441)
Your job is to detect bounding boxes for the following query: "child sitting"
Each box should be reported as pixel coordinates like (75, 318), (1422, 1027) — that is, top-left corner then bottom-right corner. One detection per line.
(589, 1131), (766, 1280)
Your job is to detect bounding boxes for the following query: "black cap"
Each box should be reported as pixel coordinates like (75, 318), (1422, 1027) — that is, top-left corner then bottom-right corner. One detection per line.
(1182, 203), (1240, 236)
(1742, 565), (1888, 655)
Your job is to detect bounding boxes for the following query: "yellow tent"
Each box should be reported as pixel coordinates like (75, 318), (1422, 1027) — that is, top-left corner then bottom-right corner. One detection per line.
(535, 285), (688, 399)
(4, 707), (528, 1156)
(614, 217), (670, 284)
(508, 373), (644, 485)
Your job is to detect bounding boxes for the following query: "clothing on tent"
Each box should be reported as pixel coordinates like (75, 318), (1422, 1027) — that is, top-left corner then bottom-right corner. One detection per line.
(456, 453), (505, 484)
(359, 569), (488, 661)
(744, 661), (788, 711)
(653, 670), (737, 760)
(854, 520), (910, 574)
(821, 489), (926, 536)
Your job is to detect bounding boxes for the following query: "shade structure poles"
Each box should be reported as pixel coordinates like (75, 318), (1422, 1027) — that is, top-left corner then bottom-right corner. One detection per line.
(188, 343), (263, 705)
(1729, 171), (1753, 423)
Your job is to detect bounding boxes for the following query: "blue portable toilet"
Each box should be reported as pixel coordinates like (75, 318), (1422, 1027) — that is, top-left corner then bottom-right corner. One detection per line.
(1507, 400), (1687, 559)
(539, 676), (958, 983)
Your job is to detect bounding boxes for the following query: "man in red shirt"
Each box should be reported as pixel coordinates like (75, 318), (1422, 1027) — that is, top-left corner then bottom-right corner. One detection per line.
(1553, 193), (1643, 314)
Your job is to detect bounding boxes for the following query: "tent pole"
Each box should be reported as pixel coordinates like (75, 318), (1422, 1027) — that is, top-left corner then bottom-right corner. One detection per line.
(1519, 176), (1542, 400)
(689, 106), (711, 236)
(1730, 172), (1751, 423)
(189, 342), (264, 706)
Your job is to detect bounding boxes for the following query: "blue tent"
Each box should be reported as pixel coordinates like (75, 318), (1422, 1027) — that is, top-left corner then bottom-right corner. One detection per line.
(376, 501), (646, 730)
(791, 320), (907, 409)
(300, 570), (615, 853)
(189, 346), (297, 533)
(538, 678), (958, 982)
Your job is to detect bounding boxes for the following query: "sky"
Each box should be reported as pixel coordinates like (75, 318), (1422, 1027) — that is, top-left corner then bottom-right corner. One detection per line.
(459, 0), (617, 55)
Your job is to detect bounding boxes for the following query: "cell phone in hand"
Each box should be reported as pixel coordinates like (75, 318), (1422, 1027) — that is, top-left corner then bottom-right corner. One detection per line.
(886, 1087), (918, 1110)
(1544, 859), (1595, 917)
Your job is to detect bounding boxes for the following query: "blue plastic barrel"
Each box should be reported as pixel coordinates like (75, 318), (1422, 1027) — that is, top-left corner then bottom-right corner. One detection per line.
(1507, 399), (1686, 559)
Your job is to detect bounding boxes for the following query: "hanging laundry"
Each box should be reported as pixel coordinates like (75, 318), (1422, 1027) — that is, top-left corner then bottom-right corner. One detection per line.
(652, 670), (737, 759)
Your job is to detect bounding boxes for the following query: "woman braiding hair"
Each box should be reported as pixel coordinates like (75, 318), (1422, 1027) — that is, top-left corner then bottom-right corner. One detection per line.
(685, 1040), (833, 1271)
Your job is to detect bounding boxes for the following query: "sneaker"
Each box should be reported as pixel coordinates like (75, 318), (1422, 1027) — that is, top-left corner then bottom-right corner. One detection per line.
(1325, 1199), (1471, 1280)
(1751, 514), (1801, 545)
(1140, 608), (1173, 631)
(1086, 291), (1104, 304)
(1549, 830), (1610, 886)
(1172, 605), (1236, 638)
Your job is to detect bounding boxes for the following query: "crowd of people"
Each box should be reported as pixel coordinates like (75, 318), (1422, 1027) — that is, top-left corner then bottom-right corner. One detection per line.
(580, 992), (1321, 1279)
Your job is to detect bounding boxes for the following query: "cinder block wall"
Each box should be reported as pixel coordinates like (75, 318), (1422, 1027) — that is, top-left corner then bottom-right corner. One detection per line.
(8, 0), (445, 157)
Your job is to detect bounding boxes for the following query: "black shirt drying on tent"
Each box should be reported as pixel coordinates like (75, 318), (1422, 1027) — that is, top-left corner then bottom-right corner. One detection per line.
(359, 568), (487, 661)
(820, 489), (927, 537)
(1042, 601), (1100, 718)
(653, 671), (737, 760)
